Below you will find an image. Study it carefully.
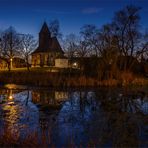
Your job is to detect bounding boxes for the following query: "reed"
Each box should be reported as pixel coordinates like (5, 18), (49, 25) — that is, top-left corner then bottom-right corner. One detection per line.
(0, 70), (147, 87)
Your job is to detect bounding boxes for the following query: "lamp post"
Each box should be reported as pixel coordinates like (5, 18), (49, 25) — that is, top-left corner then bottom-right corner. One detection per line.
(10, 58), (13, 69)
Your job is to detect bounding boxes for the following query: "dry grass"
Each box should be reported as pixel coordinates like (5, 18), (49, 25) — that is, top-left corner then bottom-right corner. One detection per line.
(0, 70), (147, 87)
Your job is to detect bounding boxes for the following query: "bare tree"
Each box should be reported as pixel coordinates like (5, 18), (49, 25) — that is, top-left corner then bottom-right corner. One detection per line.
(112, 5), (146, 70)
(136, 31), (148, 61)
(95, 23), (120, 79)
(0, 26), (22, 71)
(48, 19), (62, 39)
(77, 40), (89, 57)
(63, 33), (79, 59)
(80, 24), (101, 56)
(98, 5), (147, 74)
(21, 34), (37, 71)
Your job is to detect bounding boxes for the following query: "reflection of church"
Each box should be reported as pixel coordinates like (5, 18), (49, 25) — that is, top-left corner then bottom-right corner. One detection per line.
(31, 22), (64, 67)
(31, 90), (68, 105)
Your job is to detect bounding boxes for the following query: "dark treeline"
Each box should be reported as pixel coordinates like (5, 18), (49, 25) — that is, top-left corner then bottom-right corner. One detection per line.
(63, 5), (148, 80)
(0, 5), (148, 81)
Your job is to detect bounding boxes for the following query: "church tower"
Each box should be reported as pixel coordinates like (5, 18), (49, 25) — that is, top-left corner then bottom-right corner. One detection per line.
(31, 22), (64, 67)
(39, 22), (51, 50)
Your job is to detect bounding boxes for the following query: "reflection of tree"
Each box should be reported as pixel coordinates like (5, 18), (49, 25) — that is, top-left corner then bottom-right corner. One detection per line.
(67, 90), (97, 119)
(25, 89), (29, 106)
(0, 88), (146, 147)
(79, 91), (97, 114)
(51, 90), (99, 147)
(92, 88), (147, 147)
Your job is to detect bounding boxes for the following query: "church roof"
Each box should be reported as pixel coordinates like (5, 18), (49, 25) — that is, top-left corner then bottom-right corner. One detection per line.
(39, 22), (50, 34)
(32, 22), (64, 54)
(32, 37), (64, 54)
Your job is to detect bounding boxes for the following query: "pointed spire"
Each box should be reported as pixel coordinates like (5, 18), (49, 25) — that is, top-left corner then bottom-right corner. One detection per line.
(39, 22), (50, 34)
(39, 22), (51, 48)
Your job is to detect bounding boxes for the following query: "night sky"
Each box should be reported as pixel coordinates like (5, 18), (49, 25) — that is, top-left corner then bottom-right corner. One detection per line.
(0, 0), (147, 38)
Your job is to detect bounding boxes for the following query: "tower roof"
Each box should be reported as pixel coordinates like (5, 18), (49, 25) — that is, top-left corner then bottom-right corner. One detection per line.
(32, 22), (64, 55)
(39, 22), (50, 34)
(32, 36), (64, 54)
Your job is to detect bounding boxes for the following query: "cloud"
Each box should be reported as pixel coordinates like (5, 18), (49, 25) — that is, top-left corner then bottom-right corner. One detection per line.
(33, 9), (72, 14)
(82, 7), (103, 14)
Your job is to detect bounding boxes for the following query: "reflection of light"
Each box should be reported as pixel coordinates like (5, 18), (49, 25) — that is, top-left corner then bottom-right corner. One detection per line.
(9, 95), (13, 100)
(8, 89), (13, 100)
(3, 98), (20, 139)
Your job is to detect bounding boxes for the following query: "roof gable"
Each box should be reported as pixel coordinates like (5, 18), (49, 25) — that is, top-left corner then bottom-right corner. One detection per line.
(39, 22), (50, 35)
(32, 22), (64, 54)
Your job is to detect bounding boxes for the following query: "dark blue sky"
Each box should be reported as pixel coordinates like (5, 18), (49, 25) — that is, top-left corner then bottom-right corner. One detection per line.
(0, 0), (147, 38)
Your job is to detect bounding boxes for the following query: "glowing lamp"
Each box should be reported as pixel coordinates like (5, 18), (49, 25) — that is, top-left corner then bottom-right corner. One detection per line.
(9, 95), (13, 100)
(73, 62), (77, 66)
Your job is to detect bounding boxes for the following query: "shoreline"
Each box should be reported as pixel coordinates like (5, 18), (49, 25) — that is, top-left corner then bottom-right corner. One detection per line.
(0, 71), (148, 87)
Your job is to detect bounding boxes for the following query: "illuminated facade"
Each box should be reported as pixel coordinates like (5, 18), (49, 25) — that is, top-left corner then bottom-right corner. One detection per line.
(31, 22), (64, 67)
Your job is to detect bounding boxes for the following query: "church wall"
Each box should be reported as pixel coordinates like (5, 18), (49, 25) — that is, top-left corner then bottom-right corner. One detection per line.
(55, 58), (69, 68)
(32, 54), (41, 67)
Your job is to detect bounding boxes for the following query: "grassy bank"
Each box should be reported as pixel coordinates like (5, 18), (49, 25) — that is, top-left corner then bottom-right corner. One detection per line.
(0, 68), (148, 87)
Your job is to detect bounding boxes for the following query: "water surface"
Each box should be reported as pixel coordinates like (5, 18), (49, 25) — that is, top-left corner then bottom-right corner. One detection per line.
(0, 85), (148, 147)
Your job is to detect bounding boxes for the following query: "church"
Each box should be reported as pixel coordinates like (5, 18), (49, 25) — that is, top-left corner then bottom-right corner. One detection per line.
(31, 22), (64, 67)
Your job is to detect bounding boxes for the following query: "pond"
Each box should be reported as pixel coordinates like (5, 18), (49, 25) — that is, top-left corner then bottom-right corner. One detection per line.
(0, 84), (148, 147)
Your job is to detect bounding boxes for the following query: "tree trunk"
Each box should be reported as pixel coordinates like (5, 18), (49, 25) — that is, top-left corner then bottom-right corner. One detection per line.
(8, 61), (11, 71)
(27, 62), (30, 71)
(26, 57), (30, 72)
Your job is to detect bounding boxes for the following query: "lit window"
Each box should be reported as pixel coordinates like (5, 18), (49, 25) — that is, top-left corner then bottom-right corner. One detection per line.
(73, 62), (77, 67)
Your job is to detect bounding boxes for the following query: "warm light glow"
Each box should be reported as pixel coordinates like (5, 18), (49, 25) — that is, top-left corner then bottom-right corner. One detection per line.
(9, 95), (13, 100)
(10, 58), (13, 61)
(73, 62), (77, 66)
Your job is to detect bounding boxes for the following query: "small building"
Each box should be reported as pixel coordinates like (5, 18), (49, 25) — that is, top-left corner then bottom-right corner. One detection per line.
(0, 57), (26, 70)
(31, 22), (64, 67)
(55, 58), (69, 68)
(0, 58), (8, 69)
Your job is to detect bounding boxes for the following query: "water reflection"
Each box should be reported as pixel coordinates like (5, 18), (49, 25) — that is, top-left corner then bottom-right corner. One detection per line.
(32, 90), (68, 106)
(0, 89), (39, 143)
(92, 88), (148, 147)
(0, 87), (147, 147)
